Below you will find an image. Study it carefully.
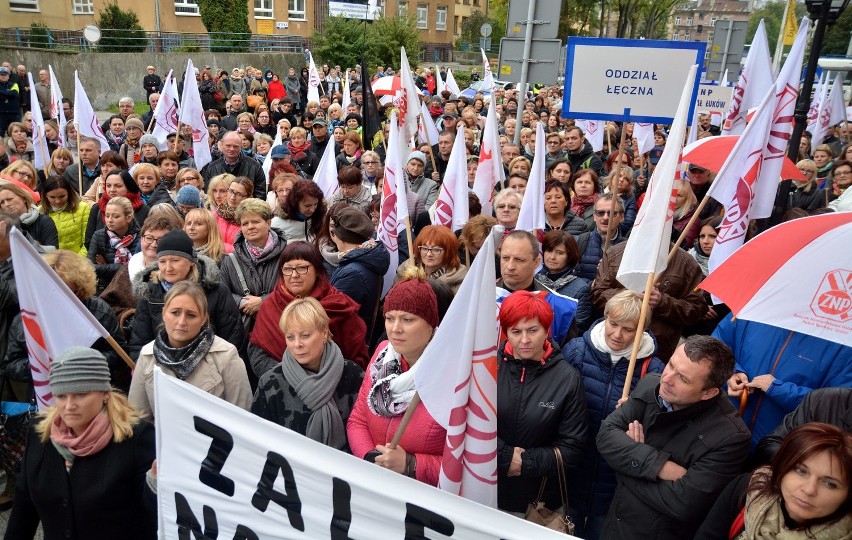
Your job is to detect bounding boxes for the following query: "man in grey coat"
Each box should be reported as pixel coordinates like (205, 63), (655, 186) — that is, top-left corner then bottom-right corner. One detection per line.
(595, 335), (750, 540)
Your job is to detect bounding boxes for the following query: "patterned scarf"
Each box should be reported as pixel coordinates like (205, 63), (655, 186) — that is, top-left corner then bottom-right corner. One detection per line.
(153, 324), (214, 380)
(217, 202), (238, 225)
(246, 231), (279, 261)
(107, 228), (137, 264)
(287, 140), (312, 162)
(367, 342), (419, 417)
(50, 410), (113, 470)
(571, 194), (598, 218)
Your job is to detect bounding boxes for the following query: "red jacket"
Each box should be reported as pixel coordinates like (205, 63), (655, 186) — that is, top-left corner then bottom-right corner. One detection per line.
(267, 80), (286, 102)
(346, 342), (447, 486)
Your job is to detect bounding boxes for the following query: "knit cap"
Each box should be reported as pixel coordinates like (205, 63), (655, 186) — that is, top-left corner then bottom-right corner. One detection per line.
(139, 134), (160, 148)
(407, 150), (427, 166)
(176, 186), (202, 208)
(125, 118), (144, 131)
(49, 346), (112, 395)
(383, 278), (439, 329)
(332, 207), (373, 244)
(156, 229), (196, 262)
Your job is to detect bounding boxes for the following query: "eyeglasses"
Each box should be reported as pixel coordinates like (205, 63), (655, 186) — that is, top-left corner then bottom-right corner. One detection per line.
(14, 170), (33, 179)
(419, 246), (445, 255)
(227, 188), (247, 198)
(142, 235), (161, 245)
(496, 204), (520, 211)
(362, 161), (379, 165)
(594, 210), (625, 217)
(281, 264), (311, 276)
(798, 168), (815, 174)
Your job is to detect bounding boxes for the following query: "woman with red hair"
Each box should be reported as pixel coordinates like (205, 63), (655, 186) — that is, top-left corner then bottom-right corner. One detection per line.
(395, 225), (468, 294)
(496, 290), (588, 515)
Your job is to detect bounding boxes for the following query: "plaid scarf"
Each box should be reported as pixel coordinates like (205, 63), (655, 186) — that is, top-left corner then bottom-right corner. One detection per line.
(107, 228), (137, 264)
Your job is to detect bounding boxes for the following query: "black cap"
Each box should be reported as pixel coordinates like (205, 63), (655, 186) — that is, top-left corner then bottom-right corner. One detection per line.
(156, 229), (196, 262)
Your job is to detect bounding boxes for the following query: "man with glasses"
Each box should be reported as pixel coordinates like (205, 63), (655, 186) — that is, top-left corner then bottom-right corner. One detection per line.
(61, 98), (74, 121)
(687, 164), (723, 220)
(201, 132), (266, 199)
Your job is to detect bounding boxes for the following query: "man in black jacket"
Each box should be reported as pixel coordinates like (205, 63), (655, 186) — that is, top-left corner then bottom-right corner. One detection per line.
(143, 66), (162, 98)
(565, 126), (606, 180)
(596, 336), (751, 540)
(201, 131), (266, 199)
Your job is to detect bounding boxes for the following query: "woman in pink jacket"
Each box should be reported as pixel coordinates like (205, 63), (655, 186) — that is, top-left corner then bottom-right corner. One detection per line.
(214, 176), (252, 253)
(346, 273), (446, 486)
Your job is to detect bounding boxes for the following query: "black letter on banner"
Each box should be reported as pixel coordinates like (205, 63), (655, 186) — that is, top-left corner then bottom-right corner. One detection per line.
(330, 477), (354, 539)
(193, 416), (236, 496)
(175, 491), (219, 540)
(251, 451), (305, 532)
(404, 503), (455, 539)
(233, 525), (259, 540)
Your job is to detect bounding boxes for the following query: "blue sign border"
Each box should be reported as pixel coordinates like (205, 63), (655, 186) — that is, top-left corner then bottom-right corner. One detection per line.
(562, 37), (707, 124)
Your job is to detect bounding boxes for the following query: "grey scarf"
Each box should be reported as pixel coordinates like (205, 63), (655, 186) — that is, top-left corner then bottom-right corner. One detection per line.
(153, 325), (214, 380)
(280, 341), (346, 449)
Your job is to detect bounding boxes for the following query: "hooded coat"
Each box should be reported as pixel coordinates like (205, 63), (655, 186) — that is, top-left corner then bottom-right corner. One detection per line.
(330, 241), (390, 332)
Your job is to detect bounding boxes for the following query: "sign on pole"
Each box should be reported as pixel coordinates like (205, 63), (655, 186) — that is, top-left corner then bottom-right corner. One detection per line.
(329, 0), (380, 19)
(498, 38), (563, 84)
(695, 84), (734, 114)
(562, 38), (706, 123)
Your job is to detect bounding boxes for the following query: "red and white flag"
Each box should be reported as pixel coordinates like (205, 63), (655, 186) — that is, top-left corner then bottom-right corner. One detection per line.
(807, 71), (827, 130)
(307, 51), (321, 104)
(473, 96), (504, 216)
(617, 65), (698, 292)
(811, 75), (847, 147)
(27, 72), (49, 171)
(73, 71), (110, 153)
(48, 65), (67, 148)
(575, 119), (604, 152)
(376, 111), (406, 296)
(722, 19), (773, 136)
(481, 49), (494, 91)
(418, 102), (440, 146)
(312, 127), (340, 199)
(152, 70), (179, 150)
(515, 122), (546, 232)
(415, 231), (498, 507)
(178, 60), (213, 171)
(445, 69), (461, 96)
(398, 48), (422, 144)
(433, 123), (469, 231)
(10, 228), (111, 409)
(634, 121), (655, 155)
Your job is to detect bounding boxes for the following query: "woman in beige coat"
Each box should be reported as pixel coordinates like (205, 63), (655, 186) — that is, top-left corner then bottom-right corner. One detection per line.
(128, 280), (251, 421)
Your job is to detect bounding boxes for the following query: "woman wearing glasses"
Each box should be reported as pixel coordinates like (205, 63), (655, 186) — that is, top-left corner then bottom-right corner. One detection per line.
(248, 241), (369, 379)
(828, 159), (852, 204)
(396, 225), (467, 295)
(787, 159), (825, 213)
(493, 188), (523, 231)
(215, 176), (254, 253)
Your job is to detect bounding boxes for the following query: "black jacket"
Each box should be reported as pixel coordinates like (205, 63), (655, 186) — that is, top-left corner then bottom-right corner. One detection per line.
(5, 422), (157, 540)
(0, 257), (19, 367)
(128, 256), (246, 360)
(64, 162), (102, 195)
(143, 73), (162, 95)
(596, 374), (751, 540)
(21, 213), (59, 248)
(567, 140), (606, 180)
(85, 203), (149, 250)
(330, 242), (390, 333)
(201, 155), (267, 199)
(496, 339), (588, 512)
(219, 229), (287, 307)
(87, 220), (142, 291)
(143, 182), (175, 208)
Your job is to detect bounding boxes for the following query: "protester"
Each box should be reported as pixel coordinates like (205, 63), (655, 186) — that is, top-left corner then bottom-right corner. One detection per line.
(0, 177), (58, 248)
(671, 181), (701, 249)
(127, 229), (245, 360)
(787, 159), (825, 212)
(404, 150), (438, 208)
(543, 180), (586, 234)
(247, 241), (369, 379)
(535, 230), (592, 331)
(496, 290), (588, 514)
(328, 165), (371, 213)
(85, 170), (149, 249)
(215, 176), (253, 253)
(493, 188), (522, 231)
(273, 178), (325, 242)
(40, 175), (90, 255)
(80, 151), (129, 206)
(183, 208), (225, 263)
(129, 280), (251, 420)
(596, 336), (751, 540)
(87, 196), (141, 293)
(5, 347), (156, 540)
(251, 297), (364, 451)
(205, 172), (233, 213)
(347, 274), (446, 486)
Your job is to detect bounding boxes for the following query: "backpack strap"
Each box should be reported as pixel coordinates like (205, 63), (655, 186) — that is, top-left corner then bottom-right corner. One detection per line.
(639, 357), (652, 379)
(228, 252), (251, 296)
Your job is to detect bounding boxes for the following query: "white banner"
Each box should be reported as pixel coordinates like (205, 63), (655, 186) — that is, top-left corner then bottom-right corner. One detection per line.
(154, 371), (570, 539)
(695, 84), (733, 114)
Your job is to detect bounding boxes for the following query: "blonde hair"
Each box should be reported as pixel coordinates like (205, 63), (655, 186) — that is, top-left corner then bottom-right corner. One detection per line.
(184, 208), (225, 262)
(289, 127), (307, 140)
(604, 289), (651, 330)
(237, 112), (255, 125)
(1, 160), (38, 189)
(37, 391), (141, 444)
(279, 297), (331, 336)
(133, 162), (161, 183)
(43, 250), (97, 300)
(674, 181), (697, 220)
(235, 198), (273, 222)
(206, 173), (235, 211)
(106, 196), (133, 217)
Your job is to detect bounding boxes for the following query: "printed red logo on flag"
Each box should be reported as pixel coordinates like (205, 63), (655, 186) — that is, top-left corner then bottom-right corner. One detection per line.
(810, 269), (852, 322)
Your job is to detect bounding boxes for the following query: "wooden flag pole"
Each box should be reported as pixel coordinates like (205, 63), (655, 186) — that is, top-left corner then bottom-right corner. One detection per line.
(388, 392), (421, 449)
(604, 107), (630, 253)
(621, 272), (656, 399)
(665, 191), (715, 265)
(106, 336), (136, 370)
(404, 215), (415, 263)
(172, 122), (182, 153)
(417, 113), (439, 174)
(76, 127), (83, 194)
(146, 113), (156, 134)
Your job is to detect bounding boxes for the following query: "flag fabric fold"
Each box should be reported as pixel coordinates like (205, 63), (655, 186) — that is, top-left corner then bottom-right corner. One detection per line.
(307, 51), (321, 104)
(341, 68), (352, 114)
(398, 48), (422, 145)
(48, 65), (67, 148)
(472, 96), (504, 217)
(73, 71), (110, 153)
(262, 126), (283, 182)
(783, 0), (799, 46)
(445, 69), (461, 96)
(376, 111), (405, 297)
(10, 228), (111, 409)
(722, 20), (773, 136)
(313, 130), (340, 199)
(178, 60), (213, 171)
(27, 72), (49, 171)
(480, 49), (494, 92)
(435, 64), (445, 95)
(152, 70), (179, 149)
(617, 65), (698, 293)
(415, 231), (498, 507)
(433, 124), (469, 231)
(418, 102), (440, 146)
(634, 122), (655, 156)
(360, 58), (382, 152)
(515, 122), (546, 232)
(575, 119), (604, 152)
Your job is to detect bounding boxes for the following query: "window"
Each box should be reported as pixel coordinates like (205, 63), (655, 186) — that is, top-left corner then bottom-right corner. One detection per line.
(175, 0), (199, 15)
(9, 0), (39, 11)
(398, 0), (407, 16)
(685, 31), (690, 40)
(73, 0), (93, 14)
(289, 0), (306, 19)
(675, 16), (681, 26)
(254, 0), (273, 18)
(672, 32), (679, 41)
(472, 0), (479, 5)
(436, 6), (447, 30)
(416, 3), (428, 29)
(686, 17), (693, 26)
(711, 17), (717, 26)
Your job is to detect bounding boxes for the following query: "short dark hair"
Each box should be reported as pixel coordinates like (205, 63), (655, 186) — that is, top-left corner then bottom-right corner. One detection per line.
(503, 230), (539, 259)
(157, 150), (180, 165)
(278, 240), (328, 280)
(682, 335), (735, 390)
(541, 230), (580, 268)
(568, 168), (600, 194)
(337, 165), (362, 186)
(100, 151), (128, 170)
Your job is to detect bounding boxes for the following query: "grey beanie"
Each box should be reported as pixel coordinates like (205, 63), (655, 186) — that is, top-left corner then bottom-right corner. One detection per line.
(49, 346), (112, 396)
(176, 186), (202, 208)
(139, 134), (160, 147)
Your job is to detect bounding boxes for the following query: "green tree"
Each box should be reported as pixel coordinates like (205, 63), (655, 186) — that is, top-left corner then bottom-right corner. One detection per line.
(311, 16), (369, 69)
(458, 10), (505, 49)
(96, 2), (147, 52)
(823, 8), (852, 56)
(365, 16), (422, 69)
(560, 0), (600, 37)
(29, 22), (52, 49)
(747, 0), (808, 55)
(197, 0), (251, 52)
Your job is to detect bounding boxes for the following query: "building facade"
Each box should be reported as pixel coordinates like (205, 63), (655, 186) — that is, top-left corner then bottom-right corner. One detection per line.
(669, 0), (752, 66)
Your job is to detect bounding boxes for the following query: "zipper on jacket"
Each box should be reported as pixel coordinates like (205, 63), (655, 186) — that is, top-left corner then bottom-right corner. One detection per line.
(520, 366), (526, 383)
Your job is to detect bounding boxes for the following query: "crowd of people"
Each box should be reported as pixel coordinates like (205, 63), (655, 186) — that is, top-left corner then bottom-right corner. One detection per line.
(0, 57), (850, 540)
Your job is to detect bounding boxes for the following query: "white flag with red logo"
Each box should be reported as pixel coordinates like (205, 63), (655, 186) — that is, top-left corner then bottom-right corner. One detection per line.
(312, 128), (340, 199)
(753, 17), (809, 219)
(634, 121), (655, 155)
(575, 119), (604, 152)
(515, 122), (546, 232)
(376, 111), (406, 297)
(398, 48), (422, 144)
(435, 64), (445, 95)
(152, 70), (179, 150)
(433, 124), (469, 231)
(418, 102), (440, 146)
(10, 228), (111, 409)
(481, 49), (494, 92)
(307, 51), (321, 104)
(445, 69), (461, 96)
(722, 19), (773, 136)
(178, 60), (213, 171)
(27, 72), (49, 171)
(617, 65), (697, 292)
(807, 71), (827, 131)
(415, 231), (498, 507)
(812, 75), (847, 147)
(73, 71), (110, 153)
(48, 65), (67, 148)
(262, 126), (283, 183)
(473, 96), (504, 217)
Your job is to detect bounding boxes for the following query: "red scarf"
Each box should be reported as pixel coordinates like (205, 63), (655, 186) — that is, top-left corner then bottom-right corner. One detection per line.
(428, 104), (444, 118)
(571, 193), (598, 218)
(287, 140), (312, 162)
(249, 277), (369, 368)
(97, 191), (144, 220)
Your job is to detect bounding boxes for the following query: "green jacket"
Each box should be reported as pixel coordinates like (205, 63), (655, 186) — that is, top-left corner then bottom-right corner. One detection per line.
(49, 203), (91, 256)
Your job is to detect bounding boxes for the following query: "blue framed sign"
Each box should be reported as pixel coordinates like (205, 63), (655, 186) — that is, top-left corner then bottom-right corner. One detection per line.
(563, 37), (706, 124)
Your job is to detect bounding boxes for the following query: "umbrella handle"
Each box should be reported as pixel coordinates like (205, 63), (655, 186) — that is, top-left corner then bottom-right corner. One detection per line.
(738, 391), (748, 417)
